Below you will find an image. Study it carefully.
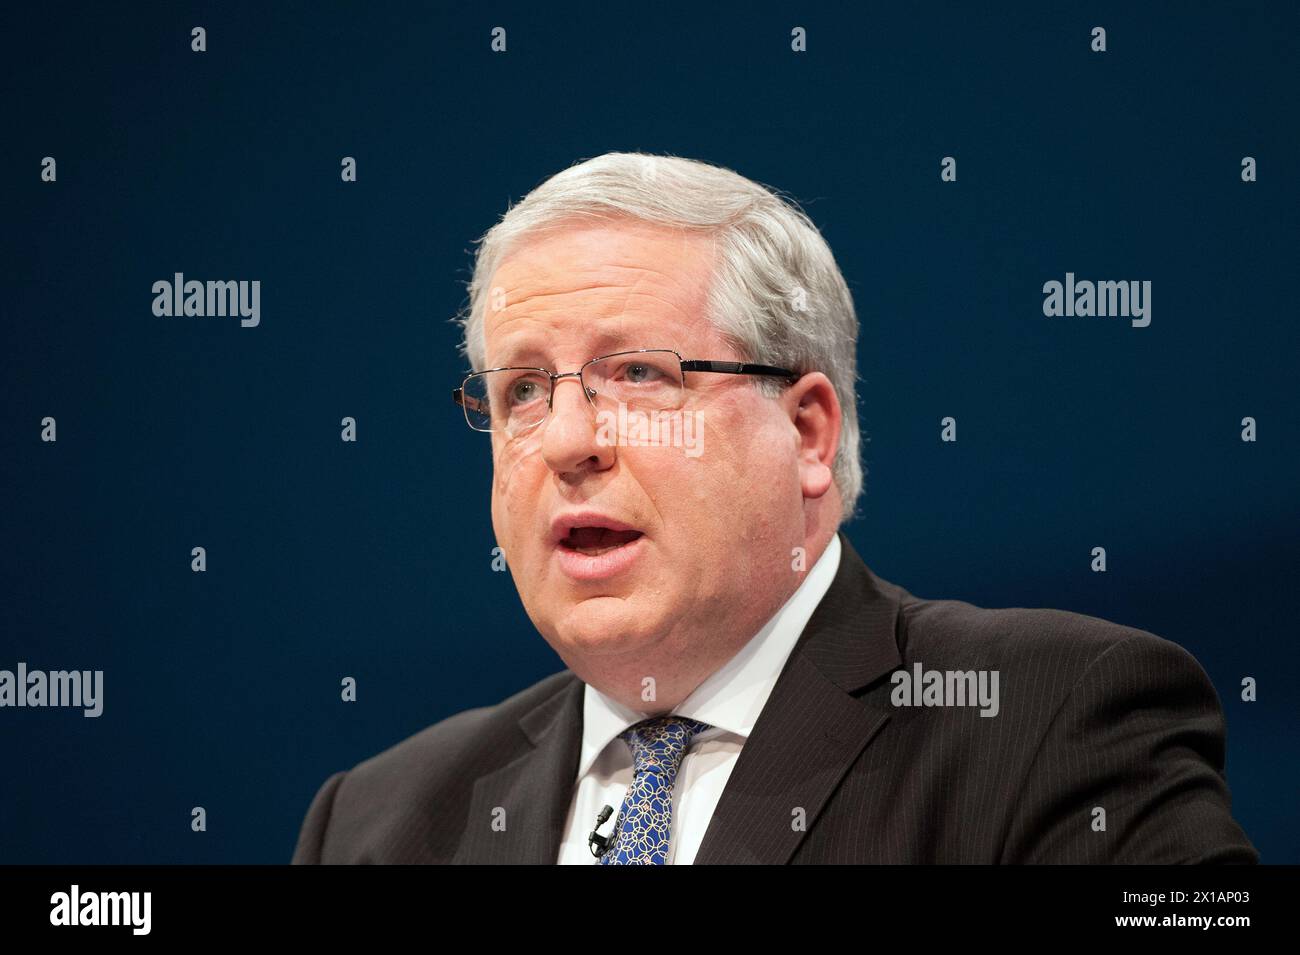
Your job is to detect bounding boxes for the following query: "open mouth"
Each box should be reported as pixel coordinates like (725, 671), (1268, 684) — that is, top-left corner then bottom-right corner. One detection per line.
(558, 526), (644, 556)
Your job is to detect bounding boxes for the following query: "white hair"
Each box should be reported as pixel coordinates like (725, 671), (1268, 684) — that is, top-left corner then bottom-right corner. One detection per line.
(455, 152), (864, 524)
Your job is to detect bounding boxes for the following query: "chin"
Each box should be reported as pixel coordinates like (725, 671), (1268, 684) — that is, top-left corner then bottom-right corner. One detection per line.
(551, 600), (665, 657)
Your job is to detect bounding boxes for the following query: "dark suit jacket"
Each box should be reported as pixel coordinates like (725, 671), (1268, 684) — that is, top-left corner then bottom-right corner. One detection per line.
(291, 531), (1258, 863)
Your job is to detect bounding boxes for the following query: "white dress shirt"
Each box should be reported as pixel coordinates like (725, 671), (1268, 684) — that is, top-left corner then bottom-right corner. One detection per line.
(556, 533), (843, 864)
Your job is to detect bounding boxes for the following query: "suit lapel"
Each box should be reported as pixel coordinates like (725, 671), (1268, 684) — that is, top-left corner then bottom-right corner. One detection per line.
(693, 531), (902, 864)
(451, 675), (584, 864)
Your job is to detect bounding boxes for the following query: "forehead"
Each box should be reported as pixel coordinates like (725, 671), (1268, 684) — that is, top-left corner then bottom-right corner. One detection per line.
(483, 219), (721, 366)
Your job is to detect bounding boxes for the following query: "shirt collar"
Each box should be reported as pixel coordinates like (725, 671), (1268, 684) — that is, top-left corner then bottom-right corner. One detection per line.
(575, 533), (843, 780)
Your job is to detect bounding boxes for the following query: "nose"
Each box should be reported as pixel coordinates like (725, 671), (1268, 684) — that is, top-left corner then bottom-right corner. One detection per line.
(539, 373), (615, 475)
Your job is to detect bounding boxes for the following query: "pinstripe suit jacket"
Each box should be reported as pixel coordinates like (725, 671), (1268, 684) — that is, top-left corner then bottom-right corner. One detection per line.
(291, 531), (1258, 864)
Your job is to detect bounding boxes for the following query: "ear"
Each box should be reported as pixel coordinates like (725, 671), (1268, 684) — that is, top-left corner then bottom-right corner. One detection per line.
(781, 372), (841, 500)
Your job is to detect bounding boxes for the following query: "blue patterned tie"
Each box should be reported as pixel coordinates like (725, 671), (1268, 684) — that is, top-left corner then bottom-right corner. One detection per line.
(598, 715), (711, 865)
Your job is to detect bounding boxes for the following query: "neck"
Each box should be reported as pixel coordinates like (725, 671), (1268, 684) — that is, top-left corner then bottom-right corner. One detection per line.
(572, 529), (837, 713)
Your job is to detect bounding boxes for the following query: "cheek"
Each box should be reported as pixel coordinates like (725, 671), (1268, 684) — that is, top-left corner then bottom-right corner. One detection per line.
(694, 398), (776, 487)
(491, 445), (538, 546)
(688, 405), (797, 534)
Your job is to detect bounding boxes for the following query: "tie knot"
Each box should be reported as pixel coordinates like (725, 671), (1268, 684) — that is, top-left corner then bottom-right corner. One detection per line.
(619, 715), (711, 780)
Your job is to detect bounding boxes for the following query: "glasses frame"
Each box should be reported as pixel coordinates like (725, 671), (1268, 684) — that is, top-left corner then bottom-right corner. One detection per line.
(451, 347), (800, 435)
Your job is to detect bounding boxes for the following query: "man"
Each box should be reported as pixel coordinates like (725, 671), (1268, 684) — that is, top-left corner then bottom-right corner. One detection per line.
(291, 152), (1257, 864)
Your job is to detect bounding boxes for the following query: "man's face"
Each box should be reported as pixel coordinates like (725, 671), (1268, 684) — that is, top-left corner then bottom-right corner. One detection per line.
(483, 219), (818, 695)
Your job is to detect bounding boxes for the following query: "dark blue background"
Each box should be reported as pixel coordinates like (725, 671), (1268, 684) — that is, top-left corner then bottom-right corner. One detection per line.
(2, 1), (1295, 863)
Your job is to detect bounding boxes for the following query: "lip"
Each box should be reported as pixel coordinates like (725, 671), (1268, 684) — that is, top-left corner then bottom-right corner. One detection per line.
(553, 533), (646, 581)
(549, 511), (646, 581)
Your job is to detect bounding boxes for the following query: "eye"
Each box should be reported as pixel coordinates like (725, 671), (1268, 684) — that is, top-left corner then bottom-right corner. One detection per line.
(507, 377), (543, 405)
(620, 361), (664, 384)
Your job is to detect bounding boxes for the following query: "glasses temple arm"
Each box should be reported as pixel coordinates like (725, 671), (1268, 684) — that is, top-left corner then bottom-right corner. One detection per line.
(679, 360), (799, 382)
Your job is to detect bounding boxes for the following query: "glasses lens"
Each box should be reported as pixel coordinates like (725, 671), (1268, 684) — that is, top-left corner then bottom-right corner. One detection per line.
(585, 351), (684, 411)
(463, 369), (551, 433)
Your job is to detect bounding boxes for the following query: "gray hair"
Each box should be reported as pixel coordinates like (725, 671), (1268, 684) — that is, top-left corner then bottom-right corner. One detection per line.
(455, 152), (864, 524)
